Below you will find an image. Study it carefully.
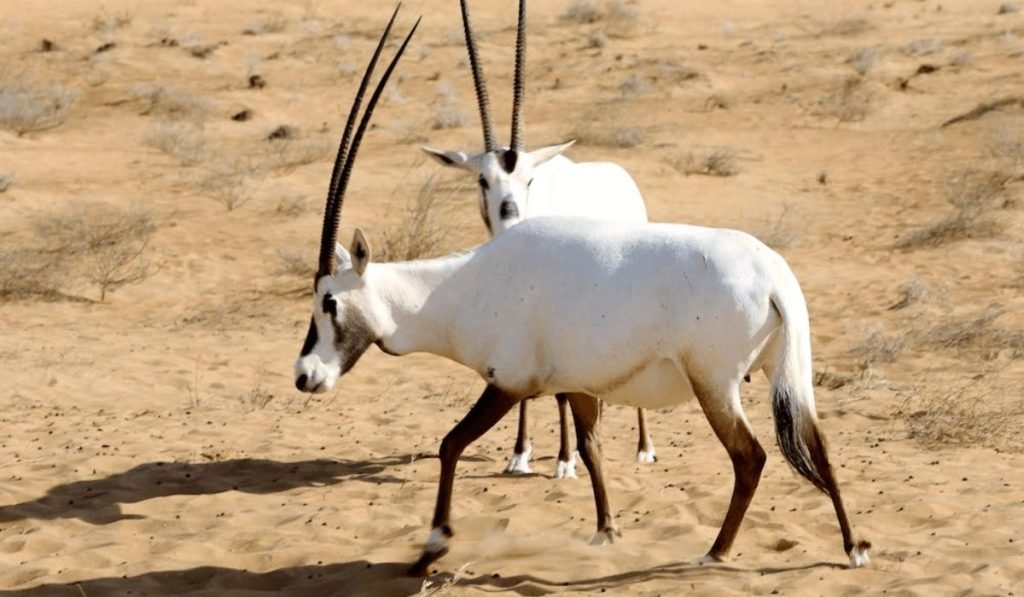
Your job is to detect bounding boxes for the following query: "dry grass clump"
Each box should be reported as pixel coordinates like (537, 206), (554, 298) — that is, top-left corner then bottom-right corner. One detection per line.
(887, 279), (930, 311)
(31, 205), (160, 301)
(129, 84), (211, 119)
(893, 378), (1022, 452)
(561, 0), (643, 38)
(916, 306), (1024, 359)
(756, 204), (796, 249)
(851, 47), (880, 76)
(894, 171), (1009, 250)
(376, 173), (468, 262)
(901, 38), (943, 56)
(0, 173), (15, 193)
(0, 76), (79, 136)
(0, 249), (63, 300)
(275, 248), (314, 278)
(243, 13), (288, 35)
(570, 121), (645, 149)
(260, 138), (331, 174)
(824, 17), (872, 37)
(144, 119), (207, 165)
(239, 378), (275, 411)
(667, 147), (739, 177)
(817, 77), (872, 123)
(853, 327), (907, 368)
(196, 157), (262, 212)
(619, 73), (650, 97)
(431, 83), (466, 131)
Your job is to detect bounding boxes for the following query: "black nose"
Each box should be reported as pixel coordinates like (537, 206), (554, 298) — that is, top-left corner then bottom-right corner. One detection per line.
(295, 374), (308, 391)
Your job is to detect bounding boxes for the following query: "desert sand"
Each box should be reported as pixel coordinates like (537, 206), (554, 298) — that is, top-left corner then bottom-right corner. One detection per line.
(0, 0), (1022, 595)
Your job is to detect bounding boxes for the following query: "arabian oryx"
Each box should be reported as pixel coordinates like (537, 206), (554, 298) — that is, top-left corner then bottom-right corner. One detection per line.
(293, 4), (870, 577)
(422, 0), (655, 478)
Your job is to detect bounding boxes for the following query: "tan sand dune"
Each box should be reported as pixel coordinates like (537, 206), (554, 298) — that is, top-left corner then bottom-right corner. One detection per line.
(0, 0), (1022, 595)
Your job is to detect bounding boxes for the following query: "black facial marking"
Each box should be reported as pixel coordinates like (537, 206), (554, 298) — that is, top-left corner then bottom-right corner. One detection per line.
(437, 153), (455, 166)
(300, 318), (318, 356)
(527, 178), (534, 189)
(499, 200), (519, 220)
(478, 175), (489, 191)
(331, 302), (378, 375)
(354, 245), (367, 261)
(322, 294), (338, 318)
(501, 149), (518, 174)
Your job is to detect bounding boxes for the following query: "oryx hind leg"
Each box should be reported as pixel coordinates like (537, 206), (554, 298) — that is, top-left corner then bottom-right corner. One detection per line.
(410, 384), (519, 576)
(503, 399), (533, 474)
(563, 392), (619, 544)
(554, 393), (577, 479)
(636, 408), (656, 463)
(692, 378), (766, 564)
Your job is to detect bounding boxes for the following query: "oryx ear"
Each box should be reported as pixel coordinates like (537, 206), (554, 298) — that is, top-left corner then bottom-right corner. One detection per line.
(529, 140), (576, 167)
(421, 147), (475, 170)
(350, 228), (372, 277)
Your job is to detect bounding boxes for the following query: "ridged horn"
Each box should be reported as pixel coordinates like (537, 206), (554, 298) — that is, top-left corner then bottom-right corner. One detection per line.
(459, 0), (497, 152)
(510, 0), (527, 152)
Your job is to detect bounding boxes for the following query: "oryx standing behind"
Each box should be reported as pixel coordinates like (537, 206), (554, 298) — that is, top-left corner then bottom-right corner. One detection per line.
(293, 5), (870, 577)
(423, 0), (655, 478)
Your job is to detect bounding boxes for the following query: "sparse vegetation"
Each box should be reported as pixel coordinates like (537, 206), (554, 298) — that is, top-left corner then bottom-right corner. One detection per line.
(894, 171), (1008, 250)
(901, 38), (943, 56)
(561, 0), (642, 37)
(824, 17), (872, 37)
(0, 249), (62, 300)
(376, 173), (468, 262)
(851, 47), (880, 75)
(129, 84), (211, 119)
(431, 83), (466, 131)
(853, 326), (907, 368)
(0, 76), (79, 136)
(619, 73), (650, 97)
(667, 147), (739, 177)
(587, 30), (609, 49)
(998, 2), (1020, 15)
(274, 196), (306, 218)
(571, 122), (645, 149)
(275, 247), (313, 278)
(917, 306), (1024, 359)
(239, 378), (274, 411)
(91, 8), (133, 34)
(756, 204), (796, 249)
(243, 13), (288, 35)
(818, 77), (872, 122)
(0, 173), (15, 193)
(197, 157), (262, 212)
(32, 205), (160, 301)
(887, 279), (930, 311)
(894, 377), (1022, 451)
(144, 118), (207, 165)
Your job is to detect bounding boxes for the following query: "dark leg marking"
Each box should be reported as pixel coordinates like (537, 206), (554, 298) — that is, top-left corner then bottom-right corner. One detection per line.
(564, 392), (619, 540)
(409, 384), (519, 576)
(556, 394), (573, 464)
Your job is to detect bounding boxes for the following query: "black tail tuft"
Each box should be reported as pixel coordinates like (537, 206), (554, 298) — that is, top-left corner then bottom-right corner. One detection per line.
(772, 383), (829, 493)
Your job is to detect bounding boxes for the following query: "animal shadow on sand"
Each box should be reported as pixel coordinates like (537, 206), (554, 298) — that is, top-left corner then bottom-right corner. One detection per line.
(0, 456), (412, 525)
(0, 558), (847, 596)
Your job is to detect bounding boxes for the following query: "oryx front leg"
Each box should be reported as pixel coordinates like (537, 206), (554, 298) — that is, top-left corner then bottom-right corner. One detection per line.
(635, 408), (657, 464)
(503, 400), (533, 474)
(564, 393), (619, 544)
(410, 384), (519, 576)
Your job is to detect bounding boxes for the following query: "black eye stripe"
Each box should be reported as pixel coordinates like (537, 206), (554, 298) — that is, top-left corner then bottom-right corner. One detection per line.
(322, 294), (338, 318)
(478, 176), (489, 190)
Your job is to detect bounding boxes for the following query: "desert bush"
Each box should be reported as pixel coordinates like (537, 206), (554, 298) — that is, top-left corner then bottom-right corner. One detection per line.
(91, 8), (133, 34)
(562, 0), (603, 24)
(571, 122), (645, 149)
(588, 30), (609, 49)
(377, 173), (467, 262)
(894, 171), (1007, 249)
(756, 204), (796, 249)
(853, 326), (907, 367)
(817, 77), (871, 122)
(893, 378), (1022, 451)
(33, 205), (159, 301)
(275, 247), (314, 278)
(431, 83), (466, 130)
(197, 157), (262, 211)
(667, 147), (739, 177)
(129, 84), (211, 120)
(887, 279), (930, 310)
(144, 119), (207, 165)
(916, 306), (1024, 359)
(260, 138), (331, 174)
(239, 378), (274, 411)
(243, 13), (288, 35)
(0, 173), (15, 193)
(619, 73), (650, 97)
(825, 17), (871, 36)
(999, 2), (1021, 14)
(274, 196), (306, 217)
(0, 76), (79, 136)
(0, 249), (61, 300)
(562, 0), (642, 37)
(901, 38), (943, 56)
(851, 47), (880, 75)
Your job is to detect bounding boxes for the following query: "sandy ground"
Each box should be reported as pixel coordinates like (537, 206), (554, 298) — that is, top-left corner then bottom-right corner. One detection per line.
(1, 0), (1023, 595)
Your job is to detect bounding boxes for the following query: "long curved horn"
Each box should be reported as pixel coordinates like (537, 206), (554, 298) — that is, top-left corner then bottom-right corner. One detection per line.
(510, 0), (527, 152)
(317, 7), (419, 276)
(459, 0), (497, 152)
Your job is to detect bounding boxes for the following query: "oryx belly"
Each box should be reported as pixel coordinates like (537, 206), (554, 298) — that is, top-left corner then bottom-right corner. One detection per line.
(588, 357), (694, 410)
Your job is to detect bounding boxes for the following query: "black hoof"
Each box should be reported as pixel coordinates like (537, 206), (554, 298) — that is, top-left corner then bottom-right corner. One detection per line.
(408, 546), (448, 577)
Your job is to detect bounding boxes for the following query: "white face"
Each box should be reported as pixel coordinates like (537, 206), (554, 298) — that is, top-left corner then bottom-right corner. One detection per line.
(294, 256), (376, 393)
(477, 150), (532, 237)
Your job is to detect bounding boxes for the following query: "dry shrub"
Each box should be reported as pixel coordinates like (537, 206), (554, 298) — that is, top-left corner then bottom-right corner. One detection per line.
(431, 83), (466, 131)
(901, 38), (943, 56)
(239, 378), (274, 411)
(893, 378), (1022, 451)
(0, 249), (62, 300)
(274, 196), (306, 217)
(667, 147), (739, 177)
(755, 204), (796, 249)
(32, 205), (159, 301)
(260, 138), (331, 174)
(0, 76), (79, 136)
(824, 17), (872, 36)
(561, 0), (643, 38)
(376, 173), (467, 262)
(129, 84), (211, 119)
(851, 47), (880, 75)
(916, 306), (1024, 359)
(817, 77), (872, 122)
(0, 173), (15, 193)
(571, 122), (645, 148)
(144, 119), (207, 165)
(619, 73), (650, 97)
(91, 8), (133, 33)
(887, 279), (930, 311)
(895, 171), (1009, 250)
(197, 157), (262, 211)
(275, 247), (313, 278)
(853, 327), (907, 368)
(243, 13), (288, 35)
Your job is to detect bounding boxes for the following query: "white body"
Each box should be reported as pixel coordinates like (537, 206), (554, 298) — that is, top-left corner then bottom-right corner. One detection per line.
(300, 217), (807, 408)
